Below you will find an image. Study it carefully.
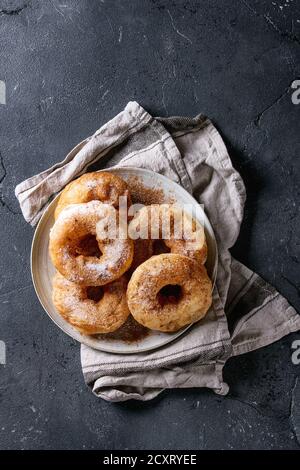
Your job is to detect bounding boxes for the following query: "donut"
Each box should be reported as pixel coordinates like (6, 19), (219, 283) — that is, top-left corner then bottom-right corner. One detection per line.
(55, 171), (131, 219)
(52, 272), (130, 334)
(49, 200), (134, 286)
(129, 204), (207, 264)
(127, 254), (212, 332)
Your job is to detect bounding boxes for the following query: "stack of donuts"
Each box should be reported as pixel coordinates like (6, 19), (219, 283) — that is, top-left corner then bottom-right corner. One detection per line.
(49, 171), (213, 335)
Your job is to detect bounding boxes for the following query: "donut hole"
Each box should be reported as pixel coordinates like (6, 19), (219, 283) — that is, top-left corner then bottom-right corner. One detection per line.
(86, 286), (104, 302)
(75, 235), (102, 258)
(153, 240), (171, 255)
(157, 284), (183, 306)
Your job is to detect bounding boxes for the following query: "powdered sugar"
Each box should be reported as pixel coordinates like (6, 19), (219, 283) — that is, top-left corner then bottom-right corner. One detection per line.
(56, 200), (113, 224)
(50, 200), (133, 285)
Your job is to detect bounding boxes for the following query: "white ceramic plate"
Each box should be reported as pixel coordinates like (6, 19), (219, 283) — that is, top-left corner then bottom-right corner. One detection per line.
(31, 167), (218, 354)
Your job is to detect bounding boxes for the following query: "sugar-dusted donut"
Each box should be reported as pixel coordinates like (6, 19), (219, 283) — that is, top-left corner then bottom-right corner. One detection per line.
(129, 204), (207, 264)
(49, 200), (134, 286)
(127, 254), (212, 332)
(52, 272), (130, 334)
(55, 171), (131, 220)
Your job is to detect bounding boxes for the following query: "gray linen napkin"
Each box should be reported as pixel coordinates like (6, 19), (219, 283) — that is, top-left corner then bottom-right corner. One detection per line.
(16, 101), (300, 402)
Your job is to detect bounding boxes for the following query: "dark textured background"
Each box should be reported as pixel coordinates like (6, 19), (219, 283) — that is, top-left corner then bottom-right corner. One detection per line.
(0, 0), (299, 450)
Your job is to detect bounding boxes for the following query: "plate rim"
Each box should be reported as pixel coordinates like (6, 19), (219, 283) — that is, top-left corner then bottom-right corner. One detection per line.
(30, 166), (218, 354)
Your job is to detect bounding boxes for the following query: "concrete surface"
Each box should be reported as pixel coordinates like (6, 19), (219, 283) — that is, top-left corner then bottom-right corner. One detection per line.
(0, 0), (299, 450)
